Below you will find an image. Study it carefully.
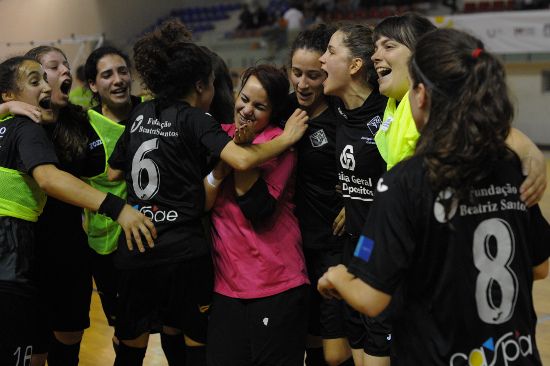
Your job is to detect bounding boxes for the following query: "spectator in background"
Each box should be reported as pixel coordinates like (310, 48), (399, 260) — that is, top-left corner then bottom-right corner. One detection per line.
(237, 4), (254, 30)
(69, 65), (94, 110)
(283, 0), (305, 38)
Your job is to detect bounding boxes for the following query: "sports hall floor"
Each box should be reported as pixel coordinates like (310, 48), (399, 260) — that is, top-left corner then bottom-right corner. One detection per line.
(78, 161), (550, 365)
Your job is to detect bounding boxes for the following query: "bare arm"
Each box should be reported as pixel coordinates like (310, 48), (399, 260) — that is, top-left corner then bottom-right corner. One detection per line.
(533, 260), (549, 280)
(220, 109), (308, 171)
(203, 161), (232, 211)
(0, 101), (42, 122)
(506, 128), (547, 206)
(318, 264), (392, 318)
(234, 169), (261, 196)
(107, 167), (124, 181)
(32, 164), (156, 252)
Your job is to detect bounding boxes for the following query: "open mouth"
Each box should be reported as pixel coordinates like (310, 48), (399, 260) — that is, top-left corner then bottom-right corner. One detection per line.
(60, 79), (72, 95)
(38, 96), (51, 110)
(377, 67), (392, 78)
(111, 87), (127, 96)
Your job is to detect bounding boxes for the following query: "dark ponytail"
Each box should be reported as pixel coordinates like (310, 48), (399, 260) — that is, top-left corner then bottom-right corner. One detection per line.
(411, 29), (513, 213)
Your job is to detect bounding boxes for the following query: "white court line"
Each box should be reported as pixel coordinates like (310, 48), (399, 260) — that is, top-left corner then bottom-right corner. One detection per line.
(538, 315), (550, 323)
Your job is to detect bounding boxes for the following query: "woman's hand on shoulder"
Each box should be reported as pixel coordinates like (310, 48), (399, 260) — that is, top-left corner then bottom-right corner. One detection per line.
(519, 150), (547, 207)
(281, 108), (309, 145)
(0, 101), (42, 122)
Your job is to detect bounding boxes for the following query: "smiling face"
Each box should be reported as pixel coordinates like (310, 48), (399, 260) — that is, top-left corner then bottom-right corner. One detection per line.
(318, 31), (353, 98)
(89, 54), (131, 110)
(234, 75), (271, 133)
(11, 60), (54, 122)
(39, 50), (72, 108)
(372, 36), (412, 101)
(290, 48), (326, 113)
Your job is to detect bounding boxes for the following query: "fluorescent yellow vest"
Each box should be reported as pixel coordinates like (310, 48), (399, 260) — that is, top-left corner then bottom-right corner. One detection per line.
(374, 92), (419, 170)
(83, 110), (127, 254)
(0, 116), (47, 222)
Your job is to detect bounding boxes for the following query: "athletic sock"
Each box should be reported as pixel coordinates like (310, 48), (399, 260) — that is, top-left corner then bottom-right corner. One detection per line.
(185, 345), (206, 366)
(46, 337), (81, 366)
(161, 332), (186, 365)
(113, 342), (146, 366)
(305, 347), (328, 366)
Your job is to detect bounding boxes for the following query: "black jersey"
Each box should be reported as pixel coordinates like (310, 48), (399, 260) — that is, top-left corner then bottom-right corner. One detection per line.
(348, 155), (550, 365)
(0, 116), (59, 297)
(333, 92), (387, 237)
(109, 100), (231, 269)
(294, 102), (344, 250)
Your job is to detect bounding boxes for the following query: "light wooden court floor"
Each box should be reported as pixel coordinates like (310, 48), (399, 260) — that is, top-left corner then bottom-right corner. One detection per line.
(79, 163), (550, 365)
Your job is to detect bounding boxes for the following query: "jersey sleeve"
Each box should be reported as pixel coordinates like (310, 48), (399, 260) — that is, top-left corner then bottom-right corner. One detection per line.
(188, 111), (231, 158)
(16, 121), (58, 173)
(528, 204), (550, 266)
(347, 169), (418, 295)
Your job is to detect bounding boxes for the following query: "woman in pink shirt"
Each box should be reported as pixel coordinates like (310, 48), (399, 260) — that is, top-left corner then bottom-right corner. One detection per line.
(206, 65), (309, 366)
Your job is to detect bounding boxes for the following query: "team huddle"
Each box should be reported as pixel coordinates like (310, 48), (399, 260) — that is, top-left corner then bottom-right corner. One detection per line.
(0, 12), (549, 366)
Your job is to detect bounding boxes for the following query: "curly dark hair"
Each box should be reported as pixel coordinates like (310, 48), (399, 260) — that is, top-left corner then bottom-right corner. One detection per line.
(290, 23), (337, 60)
(133, 19), (212, 106)
(239, 65), (290, 126)
(411, 29), (513, 214)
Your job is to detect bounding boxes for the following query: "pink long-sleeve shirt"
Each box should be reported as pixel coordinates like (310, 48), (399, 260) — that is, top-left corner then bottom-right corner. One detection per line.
(210, 124), (309, 299)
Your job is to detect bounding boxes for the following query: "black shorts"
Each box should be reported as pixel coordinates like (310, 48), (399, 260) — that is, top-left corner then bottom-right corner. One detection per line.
(207, 285), (309, 366)
(361, 311), (392, 357)
(90, 249), (118, 326)
(36, 226), (92, 332)
(0, 292), (37, 366)
(33, 227), (92, 353)
(304, 247), (346, 339)
(114, 255), (213, 342)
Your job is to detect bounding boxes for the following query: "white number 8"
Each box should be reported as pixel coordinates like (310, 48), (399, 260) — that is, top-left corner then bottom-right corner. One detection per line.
(473, 218), (518, 324)
(132, 138), (160, 200)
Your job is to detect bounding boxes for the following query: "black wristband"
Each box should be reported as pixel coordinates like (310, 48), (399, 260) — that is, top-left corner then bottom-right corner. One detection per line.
(98, 192), (126, 221)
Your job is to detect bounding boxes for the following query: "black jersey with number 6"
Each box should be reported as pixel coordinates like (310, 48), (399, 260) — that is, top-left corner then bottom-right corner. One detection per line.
(348, 154), (550, 365)
(109, 101), (231, 269)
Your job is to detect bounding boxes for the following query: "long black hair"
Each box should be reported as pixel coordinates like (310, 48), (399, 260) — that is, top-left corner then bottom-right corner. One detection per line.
(26, 46), (89, 164)
(411, 29), (513, 211)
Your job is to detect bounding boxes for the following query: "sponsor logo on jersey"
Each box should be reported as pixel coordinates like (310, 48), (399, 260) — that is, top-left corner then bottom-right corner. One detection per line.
(340, 145), (355, 171)
(309, 129), (328, 148)
(376, 178), (388, 193)
(130, 115), (144, 133)
(380, 116), (393, 132)
(336, 106), (348, 119)
(133, 204), (178, 222)
(433, 188), (458, 223)
(88, 139), (103, 150)
(0, 126), (6, 136)
(354, 235), (374, 262)
(449, 331), (533, 366)
(198, 304), (210, 313)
